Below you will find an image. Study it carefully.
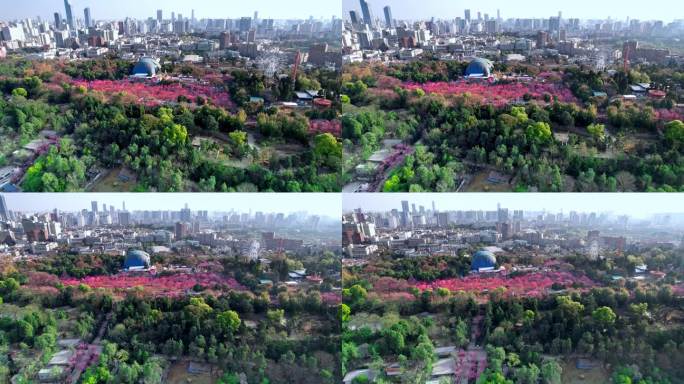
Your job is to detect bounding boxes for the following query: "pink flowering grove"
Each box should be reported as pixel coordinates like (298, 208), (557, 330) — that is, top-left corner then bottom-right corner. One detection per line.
(61, 272), (245, 297)
(403, 80), (578, 107)
(309, 119), (342, 137)
(73, 79), (233, 108)
(414, 271), (595, 298)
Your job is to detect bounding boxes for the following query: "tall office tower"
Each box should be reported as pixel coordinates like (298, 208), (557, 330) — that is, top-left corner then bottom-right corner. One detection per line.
(84, 7), (91, 28)
(349, 10), (359, 25)
(359, 0), (373, 25)
(254, 11), (258, 23)
(401, 200), (409, 226)
(54, 12), (62, 29)
(64, 0), (74, 29)
(0, 194), (8, 221)
(122, 201), (126, 211)
(91, 201), (98, 213)
(191, 9), (195, 24)
(497, 9), (501, 21)
(464, 9), (471, 22)
(171, 12), (175, 22)
(383, 6), (393, 28)
(157, 10), (162, 23)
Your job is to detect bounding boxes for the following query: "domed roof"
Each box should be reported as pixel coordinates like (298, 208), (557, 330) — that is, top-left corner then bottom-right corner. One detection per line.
(131, 57), (160, 77)
(465, 58), (493, 77)
(471, 249), (496, 270)
(124, 249), (151, 269)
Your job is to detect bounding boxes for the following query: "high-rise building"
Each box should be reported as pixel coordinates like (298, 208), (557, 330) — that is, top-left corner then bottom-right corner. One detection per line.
(118, 211), (131, 226)
(53, 12), (62, 29)
(464, 9), (471, 22)
(175, 222), (189, 239)
(349, 10), (359, 25)
(219, 31), (231, 49)
(64, 0), (74, 29)
(359, 0), (373, 25)
(383, 6), (393, 28)
(156, 9), (162, 23)
(401, 200), (409, 227)
(0, 194), (8, 221)
(84, 7), (91, 28)
(180, 204), (192, 222)
(239, 17), (252, 32)
(91, 201), (98, 213)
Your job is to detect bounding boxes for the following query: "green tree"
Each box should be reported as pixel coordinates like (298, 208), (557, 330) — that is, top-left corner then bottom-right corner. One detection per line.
(540, 359), (563, 384)
(587, 123), (606, 142)
(664, 120), (684, 149)
(216, 310), (241, 333)
(515, 363), (540, 384)
(339, 304), (351, 323)
(526, 122), (552, 143)
(313, 133), (342, 169)
(12, 87), (28, 97)
(592, 306), (616, 329)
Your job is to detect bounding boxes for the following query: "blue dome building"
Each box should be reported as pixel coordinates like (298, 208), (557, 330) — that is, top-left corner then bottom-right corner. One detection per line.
(471, 249), (497, 271)
(465, 58), (493, 78)
(130, 57), (161, 78)
(124, 249), (151, 269)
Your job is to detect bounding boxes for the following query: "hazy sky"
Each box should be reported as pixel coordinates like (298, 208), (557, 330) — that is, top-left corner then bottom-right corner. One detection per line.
(343, 193), (684, 218)
(2, 193), (341, 217)
(343, 0), (681, 22)
(3, 0), (340, 21)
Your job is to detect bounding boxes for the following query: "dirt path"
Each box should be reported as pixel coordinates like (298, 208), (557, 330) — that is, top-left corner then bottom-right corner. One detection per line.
(68, 312), (112, 384)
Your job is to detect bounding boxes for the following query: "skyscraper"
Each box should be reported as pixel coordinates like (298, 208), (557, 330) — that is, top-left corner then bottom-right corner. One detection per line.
(464, 9), (471, 22)
(157, 9), (162, 23)
(349, 10), (359, 25)
(383, 6), (393, 28)
(401, 200), (409, 227)
(91, 201), (98, 214)
(53, 12), (62, 29)
(84, 7), (91, 28)
(64, 0), (74, 29)
(0, 194), (8, 221)
(359, 0), (373, 25)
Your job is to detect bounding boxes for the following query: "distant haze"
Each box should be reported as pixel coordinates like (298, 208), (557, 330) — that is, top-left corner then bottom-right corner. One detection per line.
(5, 0), (340, 21)
(2, 193), (341, 218)
(343, 0), (681, 23)
(343, 193), (684, 218)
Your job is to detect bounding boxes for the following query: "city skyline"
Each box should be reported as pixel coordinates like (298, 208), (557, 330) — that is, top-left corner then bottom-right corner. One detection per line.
(343, 193), (684, 218)
(1, 193), (340, 217)
(4, 0), (340, 21)
(343, 0), (682, 23)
